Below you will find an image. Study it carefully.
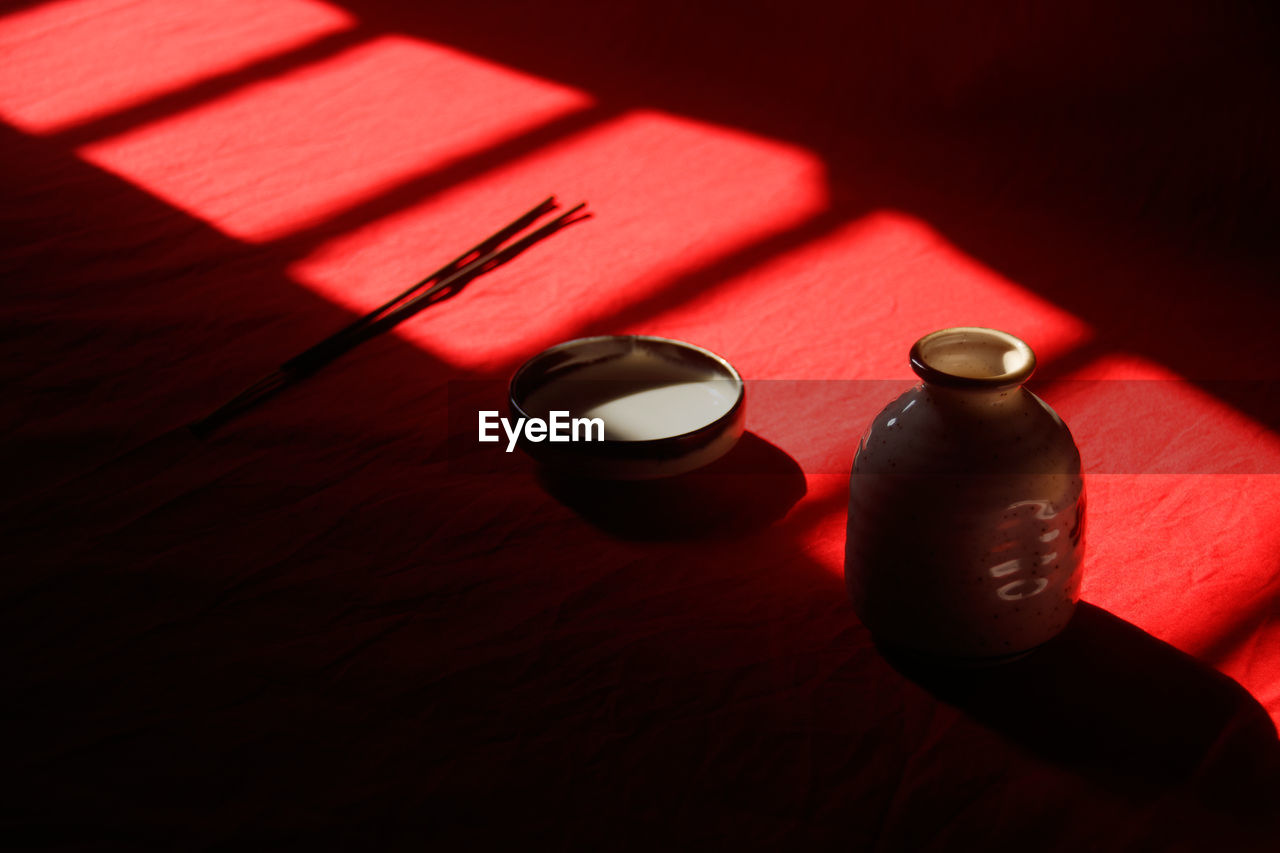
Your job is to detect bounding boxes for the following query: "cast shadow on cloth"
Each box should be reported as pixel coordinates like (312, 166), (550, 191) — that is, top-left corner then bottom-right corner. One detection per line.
(537, 431), (806, 541)
(882, 601), (1280, 831)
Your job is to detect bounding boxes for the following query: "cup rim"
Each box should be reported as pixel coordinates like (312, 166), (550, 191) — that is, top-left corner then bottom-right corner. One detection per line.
(509, 334), (745, 446)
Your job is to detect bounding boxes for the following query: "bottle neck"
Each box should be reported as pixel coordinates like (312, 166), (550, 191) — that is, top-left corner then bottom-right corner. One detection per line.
(922, 381), (1026, 414)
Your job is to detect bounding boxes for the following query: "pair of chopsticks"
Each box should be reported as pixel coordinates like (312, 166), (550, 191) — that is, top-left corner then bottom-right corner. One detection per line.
(191, 197), (590, 437)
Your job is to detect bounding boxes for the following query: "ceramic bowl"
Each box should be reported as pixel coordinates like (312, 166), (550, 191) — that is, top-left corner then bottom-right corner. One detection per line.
(508, 335), (745, 479)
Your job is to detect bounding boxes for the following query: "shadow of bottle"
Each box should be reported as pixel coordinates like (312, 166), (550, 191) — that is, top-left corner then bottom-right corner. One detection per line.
(880, 601), (1280, 842)
(537, 430), (806, 541)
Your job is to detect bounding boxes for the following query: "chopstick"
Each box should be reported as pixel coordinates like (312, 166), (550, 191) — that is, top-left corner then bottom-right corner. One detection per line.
(190, 197), (591, 437)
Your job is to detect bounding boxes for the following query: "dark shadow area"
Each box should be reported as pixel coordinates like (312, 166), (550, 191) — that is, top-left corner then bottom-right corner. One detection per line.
(0, 0), (60, 15)
(882, 602), (1280, 835)
(0, 118), (461, 505)
(537, 431), (807, 540)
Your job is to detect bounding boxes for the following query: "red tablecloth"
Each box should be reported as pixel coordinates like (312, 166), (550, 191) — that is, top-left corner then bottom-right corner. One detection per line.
(4, 1), (1279, 848)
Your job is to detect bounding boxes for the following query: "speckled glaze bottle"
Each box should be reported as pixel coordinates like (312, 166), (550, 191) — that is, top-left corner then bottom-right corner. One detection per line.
(845, 328), (1085, 661)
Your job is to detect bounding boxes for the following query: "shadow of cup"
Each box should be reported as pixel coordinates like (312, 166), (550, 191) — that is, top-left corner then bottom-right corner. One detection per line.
(537, 431), (806, 541)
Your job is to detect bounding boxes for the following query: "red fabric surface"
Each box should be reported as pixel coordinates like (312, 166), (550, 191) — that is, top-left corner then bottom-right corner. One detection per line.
(4, 0), (1279, 848)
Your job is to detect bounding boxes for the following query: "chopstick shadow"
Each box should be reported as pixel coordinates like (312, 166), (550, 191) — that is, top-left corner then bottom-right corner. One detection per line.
(881, 602), (1280, 825)
(537, 431), (806, 540)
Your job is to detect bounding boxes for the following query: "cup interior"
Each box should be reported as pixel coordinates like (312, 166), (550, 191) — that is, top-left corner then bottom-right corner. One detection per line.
(510, 335), (744, 442)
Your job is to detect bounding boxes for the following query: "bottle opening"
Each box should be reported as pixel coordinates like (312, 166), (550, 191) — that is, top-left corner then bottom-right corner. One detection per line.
(909, 327), (1036, 389)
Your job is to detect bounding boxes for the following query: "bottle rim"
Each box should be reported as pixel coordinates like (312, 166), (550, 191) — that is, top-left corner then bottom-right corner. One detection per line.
(909, 327), (1037, 389)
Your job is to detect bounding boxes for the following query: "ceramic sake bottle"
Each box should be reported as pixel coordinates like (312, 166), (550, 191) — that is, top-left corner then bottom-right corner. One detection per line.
(845, 327), (1085, 661)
